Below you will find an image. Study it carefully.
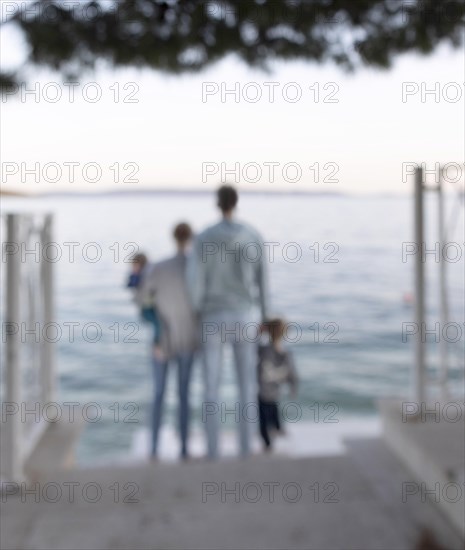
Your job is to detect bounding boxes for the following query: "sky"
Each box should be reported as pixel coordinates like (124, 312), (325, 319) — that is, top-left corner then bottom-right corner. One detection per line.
(1, 20), (464, 195)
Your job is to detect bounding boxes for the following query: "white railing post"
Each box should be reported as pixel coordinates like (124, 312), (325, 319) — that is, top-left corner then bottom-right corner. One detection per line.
(4, 214), (24, 481)
(437, 168), (450, 399)
(40, 214), (55, 404)
(414, 167), (426, 406)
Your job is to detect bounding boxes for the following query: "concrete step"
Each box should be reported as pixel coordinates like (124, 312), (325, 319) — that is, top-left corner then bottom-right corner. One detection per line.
(379, 398), (465, 539)
(1, 444), (461, 550)
(24, 417), (85, 482)
(1, 414), (84, 483)
(345, 437), (463, 550)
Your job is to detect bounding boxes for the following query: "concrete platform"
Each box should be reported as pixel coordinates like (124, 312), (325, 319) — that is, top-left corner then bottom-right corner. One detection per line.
(1, 416), (84, 483)
(130, 417), (382, 461)
(25, 417), (85, 481)
(380, 398), (465, 539)
(1, 438), (463, 550)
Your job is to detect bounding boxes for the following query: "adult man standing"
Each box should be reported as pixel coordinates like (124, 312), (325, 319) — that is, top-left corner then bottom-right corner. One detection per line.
(188, 186), (268, 459)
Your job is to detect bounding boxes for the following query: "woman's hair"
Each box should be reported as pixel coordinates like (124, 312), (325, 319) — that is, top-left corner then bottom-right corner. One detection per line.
(173, 222), (193, 244)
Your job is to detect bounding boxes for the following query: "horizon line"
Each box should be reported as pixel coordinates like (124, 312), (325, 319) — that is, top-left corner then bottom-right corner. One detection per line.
(0, 187), (418, 198)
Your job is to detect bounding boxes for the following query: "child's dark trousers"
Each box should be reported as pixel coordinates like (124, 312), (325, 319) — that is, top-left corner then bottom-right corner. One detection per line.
(258, 397), (281, 448)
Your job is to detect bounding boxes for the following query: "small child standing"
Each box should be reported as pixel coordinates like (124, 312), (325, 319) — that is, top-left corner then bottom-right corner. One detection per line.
(127, 253), (162, 345)
(257, 318), (298, 452)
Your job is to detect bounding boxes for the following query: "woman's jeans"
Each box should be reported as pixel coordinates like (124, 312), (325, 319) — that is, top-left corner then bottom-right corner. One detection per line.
(151, 352), (194, 458)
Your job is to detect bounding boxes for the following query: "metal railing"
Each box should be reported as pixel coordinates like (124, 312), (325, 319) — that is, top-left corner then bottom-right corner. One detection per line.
(413, 166), (464, 403)
(1, 213), (55, 481)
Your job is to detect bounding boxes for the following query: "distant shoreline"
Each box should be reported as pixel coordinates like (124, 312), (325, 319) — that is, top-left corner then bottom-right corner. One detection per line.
(1, 188), (345, 198)
(0, 188), (416, 199)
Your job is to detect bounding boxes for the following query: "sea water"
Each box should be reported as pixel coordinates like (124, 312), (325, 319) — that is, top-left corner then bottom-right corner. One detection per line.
(1, 193), (464, 463)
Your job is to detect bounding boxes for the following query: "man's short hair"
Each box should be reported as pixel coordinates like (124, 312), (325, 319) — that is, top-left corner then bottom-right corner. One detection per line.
(173, 222), (193, 243)
(217, 185), (238, 212)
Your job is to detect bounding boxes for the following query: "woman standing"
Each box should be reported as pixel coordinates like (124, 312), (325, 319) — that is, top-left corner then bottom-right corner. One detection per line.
(143, 223), (198, 460)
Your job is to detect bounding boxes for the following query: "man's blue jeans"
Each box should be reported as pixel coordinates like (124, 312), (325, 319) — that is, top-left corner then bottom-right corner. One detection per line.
(151, 352), (194, 458)
(201, 311), (258, 459)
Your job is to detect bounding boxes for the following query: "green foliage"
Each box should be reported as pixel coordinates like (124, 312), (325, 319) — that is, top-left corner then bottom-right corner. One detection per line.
(1, 0), (464, 87)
